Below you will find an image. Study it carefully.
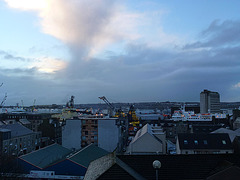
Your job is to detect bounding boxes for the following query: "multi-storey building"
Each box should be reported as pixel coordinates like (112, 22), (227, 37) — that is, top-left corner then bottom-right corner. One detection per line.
(0, 123), (41, 156)
(62, 115), (125, 152)
(0, 112), (51, 132)
(200, 89), (220, 113)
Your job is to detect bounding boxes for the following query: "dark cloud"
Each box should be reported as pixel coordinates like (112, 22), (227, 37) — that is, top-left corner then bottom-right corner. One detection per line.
(0, 67), (37, 75)
(0, 50), (29, 62)
(2, 19), (240, 105)
(184, 20), (240, 49)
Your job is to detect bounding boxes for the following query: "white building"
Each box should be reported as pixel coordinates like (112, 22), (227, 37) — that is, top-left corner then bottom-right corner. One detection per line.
(98, 118), (121, 152)
(62, 116), (122, 152)
(62, 118), (82, 151)
(127, 124), (166, 155)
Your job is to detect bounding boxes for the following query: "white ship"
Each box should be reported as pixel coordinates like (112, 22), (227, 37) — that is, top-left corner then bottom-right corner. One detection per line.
(171, 105), (226, 122)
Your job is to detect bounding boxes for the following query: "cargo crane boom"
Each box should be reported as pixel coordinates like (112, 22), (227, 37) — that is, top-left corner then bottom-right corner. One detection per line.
(98, 96), (114, 110)
(0, 93), (7, 107)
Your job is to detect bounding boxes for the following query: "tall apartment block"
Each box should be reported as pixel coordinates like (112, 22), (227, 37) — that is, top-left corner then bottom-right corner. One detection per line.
(200, 89), (220, 114)
(62, 115), (125, 152)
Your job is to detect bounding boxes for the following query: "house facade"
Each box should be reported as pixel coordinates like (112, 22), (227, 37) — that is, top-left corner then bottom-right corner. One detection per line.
(127, 124), (166, 155)
(0, 123), (41, 156)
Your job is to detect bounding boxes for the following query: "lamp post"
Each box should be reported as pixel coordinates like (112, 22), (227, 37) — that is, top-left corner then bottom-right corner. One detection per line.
(153, 160), (161, 180)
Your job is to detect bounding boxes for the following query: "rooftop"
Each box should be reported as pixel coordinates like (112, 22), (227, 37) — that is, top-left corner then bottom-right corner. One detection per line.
(178, 133), (233, 150)
(68, 144), (109, 168)
(211, 128), (240, 142)
(0, 123), (33, 137)
(19, 143), (72, 169)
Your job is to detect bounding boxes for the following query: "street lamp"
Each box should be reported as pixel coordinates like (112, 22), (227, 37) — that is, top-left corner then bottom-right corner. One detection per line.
(153, 160), (161, 180)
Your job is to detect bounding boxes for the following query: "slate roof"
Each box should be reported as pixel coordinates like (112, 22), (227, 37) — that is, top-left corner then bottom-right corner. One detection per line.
(192, 124), (222, 134)
(19, 143), (72, 169)
(68, 144), (109, 168)
(0, 123), (33, 137)
(235, 127), (240, 133)
(207, 166), (240, 180)
(177, 133), (233, 150)
(98, 163), (136, 180)
(19, 118), (31, 125)
(115, 154), (240, 180)
(211, 128), (240, 142)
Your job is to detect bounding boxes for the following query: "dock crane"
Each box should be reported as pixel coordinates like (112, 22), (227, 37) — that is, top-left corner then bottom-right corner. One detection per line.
(0, 93), (7, 108)
(32, 99), (36, 112)
(0, 83), (7, 108)
(98, 96), (126, 117)
(99, 96), (114, 110)
(98, 96), (115, 117)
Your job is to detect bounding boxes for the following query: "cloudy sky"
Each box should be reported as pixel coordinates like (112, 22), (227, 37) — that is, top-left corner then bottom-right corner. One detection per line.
(0, 0), (240, 105)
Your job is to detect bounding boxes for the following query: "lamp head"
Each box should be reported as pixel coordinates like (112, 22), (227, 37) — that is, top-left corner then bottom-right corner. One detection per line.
(153, 160), (161, 169)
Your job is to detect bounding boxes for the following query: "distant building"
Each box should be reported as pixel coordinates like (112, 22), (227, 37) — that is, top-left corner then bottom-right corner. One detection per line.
(0, 123), (41, 156)
(176, 133), (233, 154)
(200, 89), (220, 113)
(127, 124), (166, 155)
(0, 112), (51, 132)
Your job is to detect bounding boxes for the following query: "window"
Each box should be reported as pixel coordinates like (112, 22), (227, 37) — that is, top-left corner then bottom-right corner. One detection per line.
(203, 140), (208, 145)
(82, 136), (86, 140)
(82, 120), (86, 125)
(184, 140), (188, 144)
(222, 140), (226, 144)
(194, 140), (198, 145)
(85, 131), (88, 135)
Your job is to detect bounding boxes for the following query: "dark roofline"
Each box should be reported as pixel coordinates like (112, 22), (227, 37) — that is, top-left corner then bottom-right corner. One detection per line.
(177, 133), (233, 150)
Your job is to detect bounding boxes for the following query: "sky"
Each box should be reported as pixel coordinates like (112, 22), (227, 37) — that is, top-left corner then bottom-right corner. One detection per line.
(0, 0), (240, 105)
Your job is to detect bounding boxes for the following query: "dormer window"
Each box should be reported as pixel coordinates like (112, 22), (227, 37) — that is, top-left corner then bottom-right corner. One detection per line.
(194, 140), (198, 145)
(203, 140), (208, 145)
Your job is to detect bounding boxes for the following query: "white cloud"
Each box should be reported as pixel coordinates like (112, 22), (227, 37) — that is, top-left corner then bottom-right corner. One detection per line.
(233, 82), (240, 88)
(30, 57), (67, 73)
(4, 0), (179, 58)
